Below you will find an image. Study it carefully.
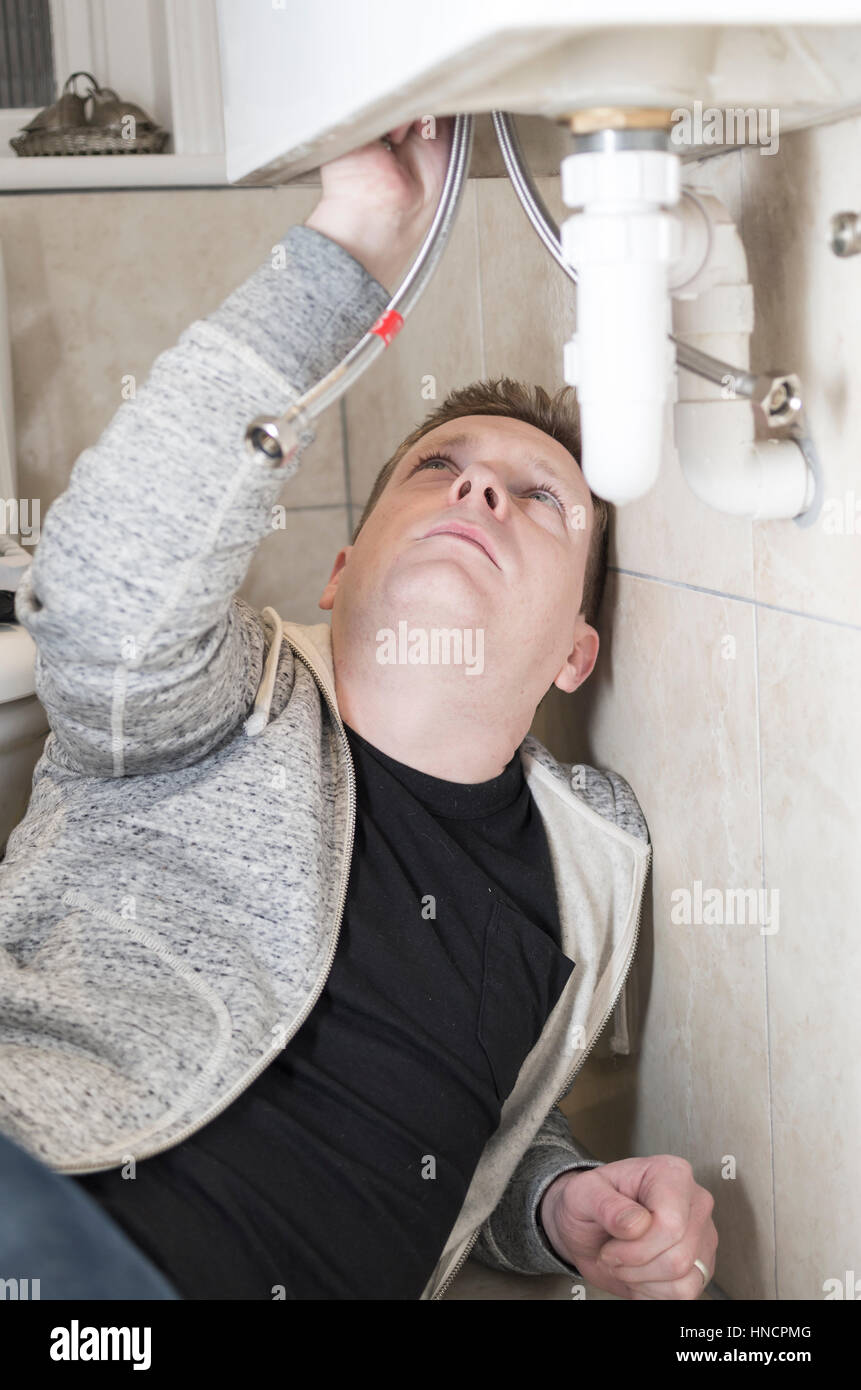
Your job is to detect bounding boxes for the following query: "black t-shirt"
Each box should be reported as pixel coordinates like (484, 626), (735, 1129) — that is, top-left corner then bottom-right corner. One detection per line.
(74, 723), (575, 1299)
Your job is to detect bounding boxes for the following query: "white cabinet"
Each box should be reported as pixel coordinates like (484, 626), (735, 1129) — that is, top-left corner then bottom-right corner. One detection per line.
(6, 1), (861, 190)
(215, 0), (861, 186)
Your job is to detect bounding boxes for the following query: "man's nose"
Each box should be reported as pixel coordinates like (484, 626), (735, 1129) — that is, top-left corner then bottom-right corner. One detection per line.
(446, 462), (510, 517)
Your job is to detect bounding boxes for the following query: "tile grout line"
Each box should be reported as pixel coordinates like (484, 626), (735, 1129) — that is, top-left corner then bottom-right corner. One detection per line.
(472, 180), (487, 379)
(754, 603), (780, 1303)
(749, 540), (780, 1301)
(742, 135), (779, 1302)
(610, 566), (861, 634)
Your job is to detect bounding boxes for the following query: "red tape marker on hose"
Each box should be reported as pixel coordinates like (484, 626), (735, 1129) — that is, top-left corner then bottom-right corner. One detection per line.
(369, 309), (404, 346)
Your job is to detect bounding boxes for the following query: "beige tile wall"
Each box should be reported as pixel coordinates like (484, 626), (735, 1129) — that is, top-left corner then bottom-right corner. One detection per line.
(1, 186), (351, 627)
(3, 113), (858, 1301)
(543, 129), (861, 1304)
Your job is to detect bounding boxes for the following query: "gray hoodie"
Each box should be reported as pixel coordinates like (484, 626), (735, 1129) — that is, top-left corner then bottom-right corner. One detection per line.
(3, 223), (652, 1300)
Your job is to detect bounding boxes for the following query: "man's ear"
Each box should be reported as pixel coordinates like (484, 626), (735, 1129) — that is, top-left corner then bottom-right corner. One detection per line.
(552, 615), (599, 695)
(318, 546), (352, 611)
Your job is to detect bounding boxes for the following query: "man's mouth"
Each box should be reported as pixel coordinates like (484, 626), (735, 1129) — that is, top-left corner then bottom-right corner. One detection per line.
(420, 524), (500, 569)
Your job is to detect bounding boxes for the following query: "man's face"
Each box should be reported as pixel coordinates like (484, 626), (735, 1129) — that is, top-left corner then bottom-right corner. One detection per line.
(318, 414), (599, 696)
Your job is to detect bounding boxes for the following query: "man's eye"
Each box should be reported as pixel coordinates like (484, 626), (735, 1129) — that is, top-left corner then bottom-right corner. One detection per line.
(529, 487), (563, 511)
(413, 456), (453, 472)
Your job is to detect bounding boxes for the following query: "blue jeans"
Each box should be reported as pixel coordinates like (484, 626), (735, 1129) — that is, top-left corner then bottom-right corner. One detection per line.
(0, 1128), (181, 1300)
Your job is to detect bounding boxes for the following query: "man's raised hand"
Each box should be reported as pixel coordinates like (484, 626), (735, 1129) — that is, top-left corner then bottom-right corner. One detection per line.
(303, 115), (454, 296)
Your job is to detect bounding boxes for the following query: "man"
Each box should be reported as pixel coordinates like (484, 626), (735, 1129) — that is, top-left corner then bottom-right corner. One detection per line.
(0, 117), (717, 1301)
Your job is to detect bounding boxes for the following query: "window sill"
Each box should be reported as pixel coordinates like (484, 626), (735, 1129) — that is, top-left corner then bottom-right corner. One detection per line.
(0, 153), (229, 191)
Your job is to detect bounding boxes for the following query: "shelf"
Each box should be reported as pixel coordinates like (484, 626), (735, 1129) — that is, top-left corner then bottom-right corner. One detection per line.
(0, 153), (229, 191)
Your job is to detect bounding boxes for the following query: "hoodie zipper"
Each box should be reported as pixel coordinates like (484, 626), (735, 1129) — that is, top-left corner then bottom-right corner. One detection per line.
(430, 861), (649, 1300)
(61, 638), (357, 1176)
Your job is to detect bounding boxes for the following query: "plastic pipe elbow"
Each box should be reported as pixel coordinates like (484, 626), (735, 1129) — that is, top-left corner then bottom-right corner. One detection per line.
(675, 400), (813, 519)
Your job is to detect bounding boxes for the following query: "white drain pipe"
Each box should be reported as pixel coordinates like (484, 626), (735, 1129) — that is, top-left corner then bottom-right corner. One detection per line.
(561, 125), (681, 504)
(557, 114), (813, 518)
(671, 193), (813, 519)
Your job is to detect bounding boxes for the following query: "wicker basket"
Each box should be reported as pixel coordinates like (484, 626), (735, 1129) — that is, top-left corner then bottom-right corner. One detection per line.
(10, 128), (169, 156)
(10, 71), (169, 157)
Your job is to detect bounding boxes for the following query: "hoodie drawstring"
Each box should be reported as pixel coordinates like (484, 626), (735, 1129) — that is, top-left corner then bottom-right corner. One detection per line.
(244, 606), (283, 737)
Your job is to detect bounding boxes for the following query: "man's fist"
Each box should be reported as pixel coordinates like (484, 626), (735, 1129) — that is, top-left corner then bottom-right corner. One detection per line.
(303, 115), (454, 296)
(539, 1154), (718, 1300)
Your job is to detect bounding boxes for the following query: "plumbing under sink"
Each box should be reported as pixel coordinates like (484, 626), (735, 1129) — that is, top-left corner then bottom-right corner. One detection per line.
(221, 2), (840, 520)
(215, 6), (861, 186)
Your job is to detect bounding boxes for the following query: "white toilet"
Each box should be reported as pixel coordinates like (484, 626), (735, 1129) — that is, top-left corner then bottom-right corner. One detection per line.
(0, 240), (49, 856)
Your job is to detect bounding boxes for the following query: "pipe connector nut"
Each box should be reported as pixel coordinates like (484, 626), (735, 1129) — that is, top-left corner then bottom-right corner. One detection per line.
(749, 373), (803, 429)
